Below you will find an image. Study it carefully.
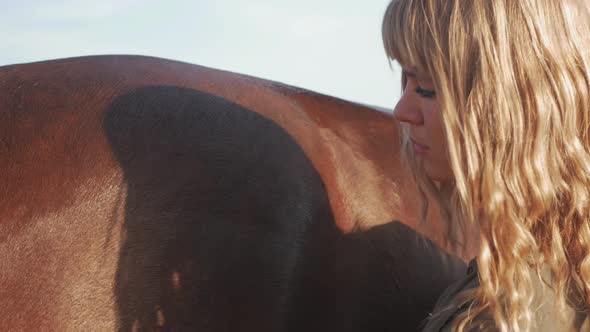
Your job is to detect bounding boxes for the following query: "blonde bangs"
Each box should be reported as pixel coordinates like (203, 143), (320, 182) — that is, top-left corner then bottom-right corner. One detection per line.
(382, 0), (433, 75)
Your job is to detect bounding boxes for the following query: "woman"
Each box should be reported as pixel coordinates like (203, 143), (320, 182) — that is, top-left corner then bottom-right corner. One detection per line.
(382, 0), (590, 331)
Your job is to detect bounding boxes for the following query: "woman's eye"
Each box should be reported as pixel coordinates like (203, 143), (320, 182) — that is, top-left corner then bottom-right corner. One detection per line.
(415, 86), (436, 99)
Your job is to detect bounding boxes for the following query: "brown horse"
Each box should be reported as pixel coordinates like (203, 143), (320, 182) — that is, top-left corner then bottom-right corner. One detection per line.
(0, 55), (466, 331)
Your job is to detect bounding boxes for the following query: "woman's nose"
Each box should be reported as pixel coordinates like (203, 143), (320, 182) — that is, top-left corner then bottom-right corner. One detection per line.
(393, 93), (423, 126)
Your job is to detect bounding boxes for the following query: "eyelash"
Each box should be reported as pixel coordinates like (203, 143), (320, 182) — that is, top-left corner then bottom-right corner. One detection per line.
(415, 87), (436, 99)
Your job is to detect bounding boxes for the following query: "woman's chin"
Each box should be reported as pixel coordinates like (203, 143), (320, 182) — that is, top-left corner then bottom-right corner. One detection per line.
(423, 164), (453, 183)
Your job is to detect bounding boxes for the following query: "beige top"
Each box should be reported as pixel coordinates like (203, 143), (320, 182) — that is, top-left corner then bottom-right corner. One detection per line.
(421, 259), (590, 331)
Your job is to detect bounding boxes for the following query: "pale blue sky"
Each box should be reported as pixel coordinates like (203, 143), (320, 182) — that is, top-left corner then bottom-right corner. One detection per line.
(0, 0), (403, 109)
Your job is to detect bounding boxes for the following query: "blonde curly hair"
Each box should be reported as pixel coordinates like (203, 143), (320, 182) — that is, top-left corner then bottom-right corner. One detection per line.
(382, 0), (590, 330)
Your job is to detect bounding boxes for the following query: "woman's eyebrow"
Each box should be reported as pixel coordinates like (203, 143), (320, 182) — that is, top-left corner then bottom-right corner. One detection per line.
(402, 69), (432, 83)
(402, 70), (416, 78)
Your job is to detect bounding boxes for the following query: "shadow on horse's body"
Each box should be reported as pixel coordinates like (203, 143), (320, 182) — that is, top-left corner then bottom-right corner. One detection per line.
(0, 55), (467, 331)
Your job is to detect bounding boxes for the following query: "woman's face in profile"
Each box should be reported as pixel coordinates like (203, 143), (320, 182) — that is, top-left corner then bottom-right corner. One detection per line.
(393, 67), (453, 182)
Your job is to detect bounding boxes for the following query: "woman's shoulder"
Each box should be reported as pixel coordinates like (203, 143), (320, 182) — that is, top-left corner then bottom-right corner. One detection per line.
(420, 259), (481, 331)
(421, 259), (590, 331)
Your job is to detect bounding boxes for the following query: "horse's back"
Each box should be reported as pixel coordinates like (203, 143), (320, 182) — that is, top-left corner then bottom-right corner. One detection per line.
(0, 55), (464, 331)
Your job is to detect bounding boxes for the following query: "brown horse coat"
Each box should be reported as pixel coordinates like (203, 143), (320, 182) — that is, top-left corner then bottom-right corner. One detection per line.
(0, 55), (465, 331)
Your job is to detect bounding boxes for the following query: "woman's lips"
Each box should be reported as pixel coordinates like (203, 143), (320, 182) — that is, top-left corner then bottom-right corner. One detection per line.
(411, 138), (429, 154)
